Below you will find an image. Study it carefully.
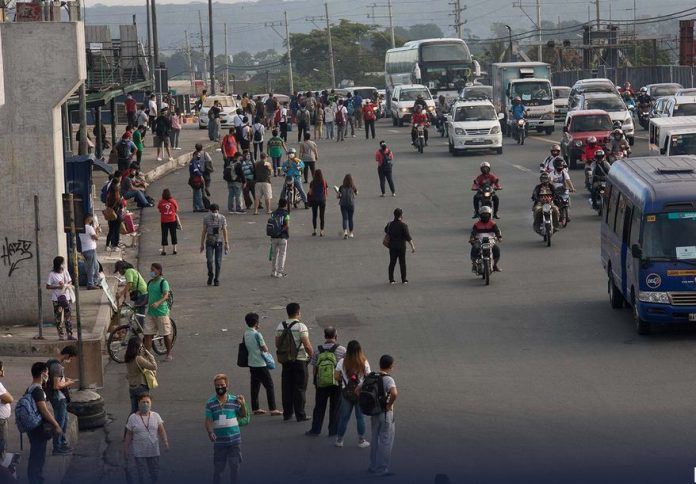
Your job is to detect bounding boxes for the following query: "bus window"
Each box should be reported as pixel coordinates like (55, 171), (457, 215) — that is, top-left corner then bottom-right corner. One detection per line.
(615, 194), (627, 236)
(622, 204), (633, 243)
(606, 186), (619, 230)
(603, 185), (612, 224)
(629, 207), (642, 247)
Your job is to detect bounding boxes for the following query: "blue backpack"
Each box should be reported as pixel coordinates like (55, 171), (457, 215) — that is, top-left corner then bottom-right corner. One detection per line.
(100, 180), (111, 204)
(346, 101), (354, 116)
(15, 384), (43, 433)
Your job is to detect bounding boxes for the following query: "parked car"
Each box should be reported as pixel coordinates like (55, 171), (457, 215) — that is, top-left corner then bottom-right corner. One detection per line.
(567, 92), (634, 145)
(644, 83), (683, 99)
(446, 98), (503, 156)
(560, 109), (613, 169)
(389, 84), (436, 126)
(198, 96), (238, 129)
(552, 86), (571, 123)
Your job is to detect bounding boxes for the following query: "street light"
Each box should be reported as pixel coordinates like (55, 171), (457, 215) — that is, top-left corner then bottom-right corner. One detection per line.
(505, 25), (513, 62)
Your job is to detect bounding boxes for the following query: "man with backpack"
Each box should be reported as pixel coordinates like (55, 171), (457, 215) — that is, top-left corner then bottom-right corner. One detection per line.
(115, 132), (137, 173)
(144, 263), (173, 361)
(274, 303), (313, 422)
(18, 362), (62, 484)
(334, 100), (348, 142)
(268, 199), (290, 278)
(224, 153), (245, 214)
(361, 354), (398, 477)
(46, 346), (78, 455)
(345, 93), (356, 138)
(154, 108), (174, 162)
(200, 204), (229, 287)
(305, 327), (345, 437)
(296, 106), (311, 143)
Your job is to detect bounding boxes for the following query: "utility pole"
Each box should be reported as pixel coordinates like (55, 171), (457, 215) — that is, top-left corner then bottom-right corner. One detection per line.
(536, 0), (542, 62)
(633, 0), (637, 66)
(208, 0), (215, 95)
(595, 0), (600, 30)
(325, 3), (336, 89)
(146, 0), (152, 82)
(151, 0), (159, 69)
(185, 31), (195, 95)
(198, 11), (207, 89)
(387, 0), (395, 48)
(449, 0), (466, 39)
(284, 11), (294, 95)
(224, 23), (229, 94)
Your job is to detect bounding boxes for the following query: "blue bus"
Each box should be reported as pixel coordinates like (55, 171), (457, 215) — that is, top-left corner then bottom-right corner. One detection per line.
(601, 155), (696, 334)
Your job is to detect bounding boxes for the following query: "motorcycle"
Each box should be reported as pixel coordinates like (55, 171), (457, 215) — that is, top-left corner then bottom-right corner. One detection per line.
(540, 202), (555, 247)
(280, 176), (300, 212)
(515, 118), (527, 145)
(589, 180), (607, 215)
(637, 103), (651, 130)
(584, 163), (594, 192)
(414, 123), (426, 153)
(436, 114), (448, 138)
(554, 186), (570, 228)
(476, 184), (496, 212)
(472, 236), (497, 285)
(606, 147), (629, 163)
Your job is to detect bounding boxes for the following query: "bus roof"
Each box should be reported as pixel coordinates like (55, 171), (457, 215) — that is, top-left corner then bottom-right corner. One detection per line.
(608, 155), (696, 212)
(400, 38), (467, 48)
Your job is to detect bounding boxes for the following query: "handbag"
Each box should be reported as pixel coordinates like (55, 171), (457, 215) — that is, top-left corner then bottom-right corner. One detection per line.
(137, 359), (158, 390)
(256, 332), (276, 369)
(382, 222), (392, 249)
(237, 334), (249, 368)
(102, 207), (117, 221)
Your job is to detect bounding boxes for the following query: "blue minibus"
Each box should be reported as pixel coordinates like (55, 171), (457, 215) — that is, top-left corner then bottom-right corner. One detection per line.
(601, 155), (696, 334)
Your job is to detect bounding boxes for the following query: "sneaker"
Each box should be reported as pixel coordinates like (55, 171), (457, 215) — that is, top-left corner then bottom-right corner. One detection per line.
(156, 157), (162, 161)
(279, 272), (288, 278)
(357, 438), (370, 448)
(389, 281), (395, 285)
(402, 280), (408, 285)
(392, 193), (396, 197)
(236, 209), (246, 214)
(312, 232), (316, 236)
(348, 232), (354, 238)
(253, 409), (267, 416)
(214, 280), (220, 286)
(305, 430), (320, 437)
(380, 194), (385, 198)
(207, 277), (213, 286)
(168, 157), (174, 161)
(272, 272), (279, 278)
(335, 438), (344, 447)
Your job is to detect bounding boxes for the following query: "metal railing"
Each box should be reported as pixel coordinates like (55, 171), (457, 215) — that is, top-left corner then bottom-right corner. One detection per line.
(551, 66), (696, 89)
(85, 40), (149, 92)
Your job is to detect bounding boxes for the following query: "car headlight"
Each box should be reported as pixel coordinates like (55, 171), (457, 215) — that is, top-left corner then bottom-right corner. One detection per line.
(428, 106), (435, 111)
(490, 125), (500, 134)
(454, 128), (465, 135)
(638, 291), (670, 304)
(400, 108), (409, 112)
(623, 117), (633, 126)
(574, 140), (583, 147)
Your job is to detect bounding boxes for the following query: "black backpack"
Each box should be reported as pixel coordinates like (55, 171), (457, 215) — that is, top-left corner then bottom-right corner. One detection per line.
(266, 210), (286, 238)
(117, 140), (131, 161)
(253, 125), (263, 142)
(358, 372), (387, 416)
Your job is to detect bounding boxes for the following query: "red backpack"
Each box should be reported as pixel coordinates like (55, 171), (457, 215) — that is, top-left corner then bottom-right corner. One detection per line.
(336, 107), (345, 125)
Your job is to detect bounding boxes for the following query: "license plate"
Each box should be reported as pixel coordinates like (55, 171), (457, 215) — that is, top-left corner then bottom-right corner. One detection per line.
(690, 314), (696, 322)
(472, 138), (486, 144)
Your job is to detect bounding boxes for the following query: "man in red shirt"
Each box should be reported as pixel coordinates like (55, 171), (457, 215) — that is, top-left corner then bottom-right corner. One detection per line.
(125, 93), (137, 128)
(410, 105), (430, 146)
(363, 100), (377, 139)
(221, 129), (238, 163)
(471, 162), (502, 218)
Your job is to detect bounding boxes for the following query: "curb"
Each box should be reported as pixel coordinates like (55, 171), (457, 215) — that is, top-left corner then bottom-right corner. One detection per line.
(143, 141), (220, 184)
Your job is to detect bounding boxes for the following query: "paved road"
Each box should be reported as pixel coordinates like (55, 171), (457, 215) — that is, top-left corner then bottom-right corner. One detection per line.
(90, 122), (695, 484)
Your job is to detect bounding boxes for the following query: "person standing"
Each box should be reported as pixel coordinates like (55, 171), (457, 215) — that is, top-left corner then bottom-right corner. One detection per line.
(208, 100), (222, 142)
(345, 93), (356, 138)
(170, 107), (182, 150)
(269, 199), (290, 278)
(305, 327), (345, 437)
(147, 94), (157, 130)
(363, 100), (377, 139)
(158, 188), (179, 256)
(369, 355), (398, 477)
(275, 303), (313, 422)
(123, 393), (169, 484)
(266, 129), (286, 177)
(353, 92), (364, 129)
(299, 132), (319, 184)
(252, 117), (265, 161)
(153, 108), (173, 162)
(226, 153), (245, 214)
(124, 337), (158, 414)
(296, 106), (311, 143)
(125, 93), (138, 128)
(144, 263), (173, 360)
(308, 169), (328, 237)
(314, 102), (324, 141)
(375, 141), (396, 197)
(115, 132), (137, 173)
(385, 208), (416, 284)
(279, 102), (289, 142)
(240, 116), (252, 153)
(324, 101), (335, 140)
(133, 125), (146, 165)
(189, 144), (207, 212)
(203, 148), (215, 198)
(105, 181), (124, 251)
(204, 374), (248, 484)
(240, 151), (256, 210)
(243, 313), (282, 416)
(0, 360), (13, 460)
(79, 213), (100, 289)
(334, 340), (371, 449)
(46, 346), (78, 455)
(253, 153), (273, 215)
(338, 174), (358, 239)
(334, 100), (347, 142)
(200, 204), (229, 287)
(46, 256), (76, 341)
(221, 128), (238, 164)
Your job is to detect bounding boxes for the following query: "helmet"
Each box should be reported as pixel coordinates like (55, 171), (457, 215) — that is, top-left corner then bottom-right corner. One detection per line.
(514, 96), (521, 103)
(480, 161), (491, 173)
(540, 172), (550, 183)
(479, 206), (493, 217)
(587, 136), (597, 145)
(417, 94), (424, 99)
(287, 148), (297, 156)
(612, 128), (623, 138)
(517, 119), (525, 126)
(553, 156), (565, 170)
(594, 149), (605, 160)
(640, 86), (647, 93)
(550, 144), (561, 154)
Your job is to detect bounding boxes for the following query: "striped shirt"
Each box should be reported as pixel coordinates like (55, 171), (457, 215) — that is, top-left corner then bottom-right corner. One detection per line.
(205, 393), (242, 447)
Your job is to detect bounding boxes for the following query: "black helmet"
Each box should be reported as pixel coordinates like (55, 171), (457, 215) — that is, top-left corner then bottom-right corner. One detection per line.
(594, 149), (605, 160)
(553, 156), (565, 170)
(550, 144), (561, 154)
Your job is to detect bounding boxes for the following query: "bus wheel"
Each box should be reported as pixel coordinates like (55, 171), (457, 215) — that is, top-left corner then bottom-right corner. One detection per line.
(608, 274), (624, 309)
(632, 296), (651, 335)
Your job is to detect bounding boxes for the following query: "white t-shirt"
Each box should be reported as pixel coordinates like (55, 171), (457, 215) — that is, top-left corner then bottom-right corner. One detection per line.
(79, 224), (97, 252)
(148, 99), (158, 117)
(550, 169), (570, 190)
(335, 358), (371, 385)
(47, 270), (73, 302)
(126, 411), (163, 458)
(0, 382), (10, 419)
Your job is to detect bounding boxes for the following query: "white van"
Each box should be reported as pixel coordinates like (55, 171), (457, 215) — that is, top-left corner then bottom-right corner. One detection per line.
(648, 116), (696, 155)
(389, 84), (436, 126)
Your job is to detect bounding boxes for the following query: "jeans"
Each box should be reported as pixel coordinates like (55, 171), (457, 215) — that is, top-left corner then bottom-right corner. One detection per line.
(370, 412), (395, 474)
(303, 161), (315, 183)
(365, 120), (375, 139)
(346, 114), (355, 136)
(378, 166), (395, 195)
(206, 242), (223, 282)
(169, 128), (180, 148)
(290, 177), (308, 203)
(82, 249), (99, 286)
(129, 384), (149, 414)
(271, 156), (281, 174)
(253, 142), (264, 160)
(49, 397), (68, 450)
(249, 366), (277, 411)
(192, 187), (204, 211)
(389, 246), (407, 282)
(279, 121), (288, 142)
(134, 456), (160, 484)
(28, 425), (48, 484)
(106, 219), (120, 248)
(336, 123), (345, 141)
(213, 444), (241, 484)
(337, 395), (366, 438)
(160, 221), (177, 246)
(340, 205), (354, 232)
(271, 238), (288, 275)
(325, 121), (334, 140)
(227, 182), (243, 212)
(311, 201), (326, 230)
(280, 360), (308, 420)
(309, 385), (341, 435)
(243, 181), (256, 208)
(297, 123), (308, 143)
(124, 190), (150, 207)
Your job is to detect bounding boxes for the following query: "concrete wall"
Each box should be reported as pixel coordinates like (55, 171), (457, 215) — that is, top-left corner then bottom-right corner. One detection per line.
(0, 22), (86, 323)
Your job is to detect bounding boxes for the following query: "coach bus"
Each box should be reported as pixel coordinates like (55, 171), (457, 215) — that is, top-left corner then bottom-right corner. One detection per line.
(601, 155), (696, 335)
(384, 38), (480, 108)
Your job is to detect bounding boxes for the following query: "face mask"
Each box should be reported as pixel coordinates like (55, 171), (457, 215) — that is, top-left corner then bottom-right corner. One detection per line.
(289, 154), (295, 159)
(149, 271), (157, 278)
(215, 386), (227, 396)
(139, 402), (151, 413)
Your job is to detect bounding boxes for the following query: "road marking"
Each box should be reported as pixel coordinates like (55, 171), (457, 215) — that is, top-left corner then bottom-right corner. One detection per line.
(512, 164), (532, 173)
(387, 129), (399, 134)
(528, 136), (559, 145)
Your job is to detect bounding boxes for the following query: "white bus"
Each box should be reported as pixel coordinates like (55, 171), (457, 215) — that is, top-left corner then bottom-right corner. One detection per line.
(384, 38), (480, 106)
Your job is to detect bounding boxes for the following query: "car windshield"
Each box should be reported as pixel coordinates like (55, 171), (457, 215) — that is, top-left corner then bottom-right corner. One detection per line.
(669, 133), (696, 155)
(582, 83), (615, 93)
(673, 103), (696, 116)
(454, 105), (496, 122)
(553, 88), (570, 99)
(203, 97), (235, 107)
(353, 88), (377, 100)
(511, 82), (552, 102)
(586, 97), (625, 112)
(399, 89), (431, 101)
(651, 85), (681, 97)
(571, 115), (613, 132)
(643, 212), (696, 260)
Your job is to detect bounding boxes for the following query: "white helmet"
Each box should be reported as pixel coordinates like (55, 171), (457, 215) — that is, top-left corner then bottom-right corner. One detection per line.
(479, 206), (493, 215)
(480, 161), (491, 169)
(288, 148), (297, 155)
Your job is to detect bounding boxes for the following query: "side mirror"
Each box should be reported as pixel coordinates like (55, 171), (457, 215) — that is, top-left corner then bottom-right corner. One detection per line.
(473, 60), (481, 78)
(497, 112), (504, 120)
(392, 97), (397, 102)
(631, 244), (643, 259)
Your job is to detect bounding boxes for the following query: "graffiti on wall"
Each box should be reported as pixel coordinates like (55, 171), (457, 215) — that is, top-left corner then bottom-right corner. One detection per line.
(1, 237), (33, 277)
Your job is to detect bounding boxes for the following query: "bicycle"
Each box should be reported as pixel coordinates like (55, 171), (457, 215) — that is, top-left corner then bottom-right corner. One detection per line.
(107, 302), (178, 363)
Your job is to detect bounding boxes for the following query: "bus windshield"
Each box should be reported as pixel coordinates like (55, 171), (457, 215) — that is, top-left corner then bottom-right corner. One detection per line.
(421, 43), (471, 63)
(669, 133), (696, 155)
(643, 212), (696, 260)
(511, 82), (552, 103)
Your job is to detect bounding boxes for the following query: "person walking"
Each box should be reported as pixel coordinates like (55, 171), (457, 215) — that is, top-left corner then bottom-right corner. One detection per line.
(275, 303), (313, 422)
(363, 100), (377, 139)
(153, 108), (174, 162)
(240, 116), (252, 153)
(200, 204), (229, 287)
(169, 107), (182, 150)
(123, 393), (169, 484)
(0, 360), (12, 460)
(338, 174), (358, 239)
(158, 188), (179, 256)
(46, 256), (76, 341)
(221, 129), (238, 164)
(115, 132), (137, 173)
(324, 101), (335, 140)
(79, 213), (101, 289)
(368, 355), (398, 477)
(353, 92), (364, 129)
(345, 93), (356, 138)
(375, 141), (396, 197)
(334, 340), (370, 449)
(266, 129), (286, 177)
(225, 153), (245, 214)
(189, 144), (207, 212)
(385, 208), (416, 284)
(279, 102), (289, 142)
(253, 153), (273, 215)
(269, 199), (290, 278)
(144, 263), (173, 360)
(296, 105), (311, 143)
(314, 102), (324, 141)
(308, 169), (328, 237)
(305, 327), (345, 437)
(299, 132), (319, 184)
(45, 346), (78, 455)
(147, 94), (157, 129)
(204, 374), (248, 484)
(240, 151), (256, 210)
(125, 93), (138, 128)
(25, 362), (62, 484)
(243, 313), (282, 416)
(334, 100), (347, 142)
(124, 337), (158, 414)
(252, 117), (265, 161)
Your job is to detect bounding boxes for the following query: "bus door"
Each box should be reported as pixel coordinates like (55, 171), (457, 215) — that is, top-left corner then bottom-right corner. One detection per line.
(614, 194), (630, 295)
(627, 205), (642, 297)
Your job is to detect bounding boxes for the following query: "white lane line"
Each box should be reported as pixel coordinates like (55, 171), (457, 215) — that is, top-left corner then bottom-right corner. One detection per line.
(529, 137), (559, 145)
(512, 164), (532, 173)
(387, 129), (399, 134)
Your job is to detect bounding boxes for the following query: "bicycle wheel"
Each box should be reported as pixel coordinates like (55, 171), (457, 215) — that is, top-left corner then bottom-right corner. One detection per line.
(152, 318), (177, 355)
(107, 325), (132, 363)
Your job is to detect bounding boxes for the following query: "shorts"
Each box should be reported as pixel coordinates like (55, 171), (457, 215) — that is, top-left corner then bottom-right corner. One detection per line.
(154, 136), (170, 148)
(255, 182), (272, 200)
(144, 315), (172, 336)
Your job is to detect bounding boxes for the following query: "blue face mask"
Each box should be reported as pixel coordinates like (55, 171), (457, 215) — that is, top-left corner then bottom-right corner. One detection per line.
(149, 271), (157, 278)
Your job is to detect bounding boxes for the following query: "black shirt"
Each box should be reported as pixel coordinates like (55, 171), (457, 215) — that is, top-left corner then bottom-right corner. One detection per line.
(385, 220), (412, 249)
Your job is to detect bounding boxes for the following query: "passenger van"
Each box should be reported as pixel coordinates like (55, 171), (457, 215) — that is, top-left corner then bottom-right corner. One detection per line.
(601, 155), (696, 334)
(649, 116), (696, 155)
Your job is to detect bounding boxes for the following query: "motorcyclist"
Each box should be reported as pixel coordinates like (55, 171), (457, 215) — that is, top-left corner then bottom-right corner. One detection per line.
(636, 86), (653, 107)
(606, 128), (630, 160)
(590, 149), (611, 210)
(540, 144), (562, 173)
(621, 90), (636, 110)
(531, 174), (560, 234)
(410, 104), (430, 146)
(281, 147), (308, 208)
(508, 96), (528, 138)
(619, 81), (635, 98)
(413, 94), (428, 112)
(582, 136), (600, 164)
(435, 95), (448, 134)
(471, 161), (502, 219)
(469, 206), (502, 272)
